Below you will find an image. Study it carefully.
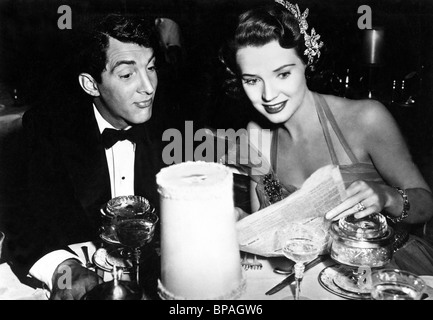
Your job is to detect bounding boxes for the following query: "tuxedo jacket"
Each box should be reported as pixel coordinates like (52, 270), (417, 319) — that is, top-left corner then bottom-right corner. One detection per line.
(10, 96), (164, 272)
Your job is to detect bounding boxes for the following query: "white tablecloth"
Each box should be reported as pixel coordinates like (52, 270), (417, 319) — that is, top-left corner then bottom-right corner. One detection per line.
(3, 241), (432, 300)
(70, 242), (345, 300)
(0, 241), (343, 300)
(0, 263), (47, 300)
(241, 255), (343, 300)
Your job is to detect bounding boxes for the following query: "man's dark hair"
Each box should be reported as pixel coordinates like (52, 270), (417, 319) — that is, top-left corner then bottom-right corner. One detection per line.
(78, 13), (160, 83)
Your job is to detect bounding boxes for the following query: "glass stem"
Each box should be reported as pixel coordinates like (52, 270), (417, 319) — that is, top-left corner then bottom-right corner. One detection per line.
(294, 263), (305, 300)
(133, 247), (141, 286)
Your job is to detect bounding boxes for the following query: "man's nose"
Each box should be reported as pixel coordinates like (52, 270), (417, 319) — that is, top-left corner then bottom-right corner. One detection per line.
(137, 74), (155, 95)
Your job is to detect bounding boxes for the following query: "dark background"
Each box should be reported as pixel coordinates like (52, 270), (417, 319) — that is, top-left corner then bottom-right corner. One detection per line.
(0, 0), (432, 159)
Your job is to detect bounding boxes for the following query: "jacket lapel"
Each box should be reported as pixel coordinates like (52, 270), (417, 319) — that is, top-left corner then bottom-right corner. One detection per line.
(134, 119), (163, 211)
(58, 101), (163, 218)
(58, 101), (111, 221)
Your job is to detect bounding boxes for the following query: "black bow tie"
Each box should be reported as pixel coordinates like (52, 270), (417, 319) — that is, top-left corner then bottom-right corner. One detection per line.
(101, 126), (144, 149)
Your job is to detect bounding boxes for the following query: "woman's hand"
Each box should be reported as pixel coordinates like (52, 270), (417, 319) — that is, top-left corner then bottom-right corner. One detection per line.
(234, 207), (249, 221)
(325, 180), (389, 221)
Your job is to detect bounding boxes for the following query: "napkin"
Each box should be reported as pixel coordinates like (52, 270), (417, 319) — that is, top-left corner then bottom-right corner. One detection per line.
(0, 263), (46, 300)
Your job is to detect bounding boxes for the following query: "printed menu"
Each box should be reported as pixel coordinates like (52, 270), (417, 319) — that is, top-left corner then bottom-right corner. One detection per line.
(236, 165), (347, 257)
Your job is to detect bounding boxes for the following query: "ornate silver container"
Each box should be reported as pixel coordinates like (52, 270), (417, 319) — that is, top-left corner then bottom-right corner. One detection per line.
(329, 213), (394, 268)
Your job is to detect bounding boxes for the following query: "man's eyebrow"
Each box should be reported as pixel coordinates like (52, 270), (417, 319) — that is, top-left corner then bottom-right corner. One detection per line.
(110, 54), (156, 73)
(111, 60), (136, 72)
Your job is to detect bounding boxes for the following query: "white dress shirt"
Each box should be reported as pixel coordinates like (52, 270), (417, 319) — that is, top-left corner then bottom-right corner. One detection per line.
(29, 105), (136, 290)
(95, 105), (136, 198)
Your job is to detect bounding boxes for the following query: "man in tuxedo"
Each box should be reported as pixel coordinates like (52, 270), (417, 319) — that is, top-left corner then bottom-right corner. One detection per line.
(10, 13), (165, 300)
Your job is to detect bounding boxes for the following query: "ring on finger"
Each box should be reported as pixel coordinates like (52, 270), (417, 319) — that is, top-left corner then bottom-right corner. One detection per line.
(355, 201), (366, 212)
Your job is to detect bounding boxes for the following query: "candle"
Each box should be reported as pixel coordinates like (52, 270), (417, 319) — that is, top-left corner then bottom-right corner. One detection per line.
(156, 161), (245, 300)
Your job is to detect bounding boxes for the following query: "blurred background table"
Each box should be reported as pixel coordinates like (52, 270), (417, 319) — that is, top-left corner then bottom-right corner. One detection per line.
(0, 80), (28, 139)
(0, 81), (31, 264)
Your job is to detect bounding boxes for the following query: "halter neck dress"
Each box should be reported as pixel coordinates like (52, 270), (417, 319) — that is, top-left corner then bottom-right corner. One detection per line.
(256, 92), (384, 209)
(254, 92), (433, 275)
(276, 93), (383, 186)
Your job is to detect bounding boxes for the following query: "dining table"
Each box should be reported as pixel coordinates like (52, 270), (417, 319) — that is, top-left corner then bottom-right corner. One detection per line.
(0, 241), (338, 300)
(1, 239), (432, 301)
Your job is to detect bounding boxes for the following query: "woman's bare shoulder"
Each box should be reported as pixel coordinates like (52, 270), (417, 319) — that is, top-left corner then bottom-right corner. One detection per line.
(323, 94), (394, 128)
(322, 93), (385, 109)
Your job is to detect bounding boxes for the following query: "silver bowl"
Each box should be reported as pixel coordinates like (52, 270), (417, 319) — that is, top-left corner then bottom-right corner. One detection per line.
(329, 213), (394, 268)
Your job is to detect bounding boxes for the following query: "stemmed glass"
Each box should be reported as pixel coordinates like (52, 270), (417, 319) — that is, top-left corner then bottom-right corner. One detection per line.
(370, 269), (426, 300)
(279, 223), (327, 300)
(114, 210), (159, 288)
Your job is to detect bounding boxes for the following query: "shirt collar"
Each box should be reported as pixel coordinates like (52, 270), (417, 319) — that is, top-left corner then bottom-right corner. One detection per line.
(93, 104), (131, 133)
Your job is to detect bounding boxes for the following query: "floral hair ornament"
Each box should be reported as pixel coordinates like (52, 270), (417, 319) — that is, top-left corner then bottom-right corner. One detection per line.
(275, 0), (324, 66)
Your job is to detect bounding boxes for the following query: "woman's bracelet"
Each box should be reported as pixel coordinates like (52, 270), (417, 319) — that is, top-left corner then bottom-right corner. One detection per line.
(387, 186), (410, 223)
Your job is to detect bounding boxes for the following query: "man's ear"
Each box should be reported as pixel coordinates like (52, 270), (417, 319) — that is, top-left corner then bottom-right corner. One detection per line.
(78, 73), (100, 97)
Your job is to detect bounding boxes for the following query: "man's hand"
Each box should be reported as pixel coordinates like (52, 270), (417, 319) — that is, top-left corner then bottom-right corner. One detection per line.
(50, 258), (102, 300)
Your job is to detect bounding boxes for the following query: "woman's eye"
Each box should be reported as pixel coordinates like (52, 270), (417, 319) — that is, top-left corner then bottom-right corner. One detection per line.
(279, 72), (291, 79)
(243, 78), (258, 85)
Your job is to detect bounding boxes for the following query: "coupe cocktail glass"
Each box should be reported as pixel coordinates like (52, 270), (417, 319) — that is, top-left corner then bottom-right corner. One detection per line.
(279, 223), (327, 300)
(115, 210), (158, 288)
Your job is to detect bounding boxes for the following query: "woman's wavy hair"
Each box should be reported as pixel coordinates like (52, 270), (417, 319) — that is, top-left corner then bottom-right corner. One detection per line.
(219, 4), (319, 98)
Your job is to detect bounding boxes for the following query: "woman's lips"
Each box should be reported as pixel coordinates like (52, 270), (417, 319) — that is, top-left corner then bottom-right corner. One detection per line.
(135, 99), (152, 108)
(263, 100), (286, 114)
